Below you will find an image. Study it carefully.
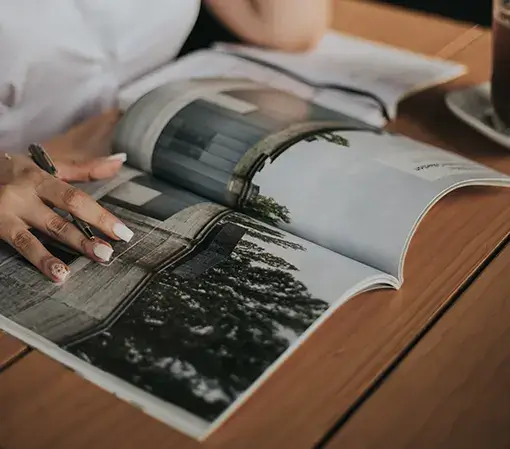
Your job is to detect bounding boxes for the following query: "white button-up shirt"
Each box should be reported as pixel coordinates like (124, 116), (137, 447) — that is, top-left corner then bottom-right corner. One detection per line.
(0, 0), (201, 152)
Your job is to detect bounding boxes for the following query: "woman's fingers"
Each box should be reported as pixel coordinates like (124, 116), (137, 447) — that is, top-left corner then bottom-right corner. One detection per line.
(35, 175), (134, 243)
(24, 206), (115, 264)
(0, 149), (131, 284)
(56, 153), (127, 182)
(0, 215), (70, 283)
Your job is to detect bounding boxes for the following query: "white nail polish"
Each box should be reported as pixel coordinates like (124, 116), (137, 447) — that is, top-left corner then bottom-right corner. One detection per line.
(113, 222), (134, 243)
(50, 262), (70, 283)
(106, 153), (127, 163)
(93, 243), (114, 262)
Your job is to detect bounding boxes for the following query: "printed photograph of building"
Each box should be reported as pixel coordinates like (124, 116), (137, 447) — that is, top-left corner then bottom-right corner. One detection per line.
(114, 78), (374, 211)
(0, 171), (231, 345)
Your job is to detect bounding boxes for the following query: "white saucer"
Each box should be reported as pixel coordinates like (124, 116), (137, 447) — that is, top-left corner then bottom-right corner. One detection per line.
(445, 82), (510, 150)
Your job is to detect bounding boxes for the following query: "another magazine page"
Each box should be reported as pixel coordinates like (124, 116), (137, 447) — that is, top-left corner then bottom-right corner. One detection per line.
(247, 129), (510, 280)
(118, 31), (466, 127)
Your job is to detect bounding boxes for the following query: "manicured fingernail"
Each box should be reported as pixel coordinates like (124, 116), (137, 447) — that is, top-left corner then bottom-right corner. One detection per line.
(106, 153), (127, 163)
(113, 222), (134, 242)
(49, 261), (70, 283)
(93, 243), (114, 262)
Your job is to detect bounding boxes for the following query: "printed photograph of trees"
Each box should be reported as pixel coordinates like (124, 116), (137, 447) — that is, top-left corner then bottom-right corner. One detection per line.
(69, 211), (332, 422)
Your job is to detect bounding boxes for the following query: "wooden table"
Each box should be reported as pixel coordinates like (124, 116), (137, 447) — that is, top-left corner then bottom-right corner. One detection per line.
(326, 242), (510, 449)
(1, 2), (510, 449)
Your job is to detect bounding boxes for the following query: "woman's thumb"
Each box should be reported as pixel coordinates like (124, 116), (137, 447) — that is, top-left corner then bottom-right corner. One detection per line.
(55, 153), (127, 182)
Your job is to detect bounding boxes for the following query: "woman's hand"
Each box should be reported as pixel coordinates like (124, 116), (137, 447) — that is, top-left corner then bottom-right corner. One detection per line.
(205, 0), (332, 52)
(0, 152), (132, 283)
(0, 108), (132, 283)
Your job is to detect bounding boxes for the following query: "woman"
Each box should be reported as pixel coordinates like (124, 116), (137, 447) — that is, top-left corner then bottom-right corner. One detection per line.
(0, 0), (331, 282)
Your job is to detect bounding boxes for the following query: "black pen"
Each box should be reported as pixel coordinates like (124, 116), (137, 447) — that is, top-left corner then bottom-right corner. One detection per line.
(28, 143), (96, 240)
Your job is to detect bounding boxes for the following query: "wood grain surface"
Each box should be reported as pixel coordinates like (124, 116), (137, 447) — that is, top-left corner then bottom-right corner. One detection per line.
(326, 242), (510, 449)
(1, 2), (510, 449)
(0, 334), (26, 371)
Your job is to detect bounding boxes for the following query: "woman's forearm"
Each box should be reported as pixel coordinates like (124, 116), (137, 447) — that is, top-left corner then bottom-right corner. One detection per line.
(205, 0), (332, 51)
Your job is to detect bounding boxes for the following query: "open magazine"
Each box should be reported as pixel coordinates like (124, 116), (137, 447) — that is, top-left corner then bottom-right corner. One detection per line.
(1, 33), (509, 440)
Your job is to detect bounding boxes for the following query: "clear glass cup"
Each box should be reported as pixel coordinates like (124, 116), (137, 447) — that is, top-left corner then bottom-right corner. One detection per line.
(491, 0), (510, 132)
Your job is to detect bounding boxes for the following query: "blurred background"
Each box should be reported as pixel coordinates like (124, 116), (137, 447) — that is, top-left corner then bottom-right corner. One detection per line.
(379, 0), (492, 26)
(183, 0), (492, 56)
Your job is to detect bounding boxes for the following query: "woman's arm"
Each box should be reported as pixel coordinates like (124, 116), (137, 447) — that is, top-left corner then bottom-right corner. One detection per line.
(204, 0), (332, 51)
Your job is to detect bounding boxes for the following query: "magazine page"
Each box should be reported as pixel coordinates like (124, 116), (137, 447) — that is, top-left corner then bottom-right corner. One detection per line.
(212, 31), (466, 122)
(246, 130), (510, 281)
(0, 199), (393, 439)
(118, 31), (466, 127)
(114, 77), (510, 281)
(113, 77), (368, 206)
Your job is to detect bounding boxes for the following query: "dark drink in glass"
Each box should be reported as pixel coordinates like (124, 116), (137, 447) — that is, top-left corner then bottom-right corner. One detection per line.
(491, 0), (510, 131)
